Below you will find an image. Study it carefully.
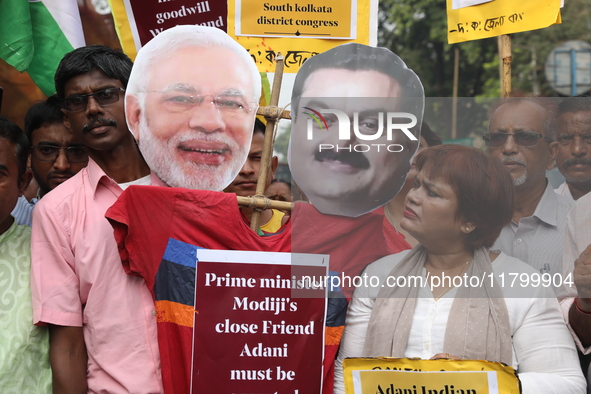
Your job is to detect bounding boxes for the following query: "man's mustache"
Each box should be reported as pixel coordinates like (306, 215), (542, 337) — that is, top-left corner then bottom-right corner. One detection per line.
(314, 149), (370, 169)
(501, 156), (526, 167)
(48, 170), (75, 177)
(82, 118), (116, 134)
(564, 157), (591, 168)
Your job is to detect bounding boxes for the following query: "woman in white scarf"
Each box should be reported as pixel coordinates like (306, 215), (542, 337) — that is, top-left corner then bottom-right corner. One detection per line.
(335, 145), (585, 393)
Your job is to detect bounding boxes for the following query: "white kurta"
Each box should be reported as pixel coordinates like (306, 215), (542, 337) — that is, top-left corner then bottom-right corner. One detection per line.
(335, 251), (585, 394)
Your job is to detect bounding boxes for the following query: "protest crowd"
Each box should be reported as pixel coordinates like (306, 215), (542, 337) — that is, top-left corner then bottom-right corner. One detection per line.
(3, 23), (591, 394)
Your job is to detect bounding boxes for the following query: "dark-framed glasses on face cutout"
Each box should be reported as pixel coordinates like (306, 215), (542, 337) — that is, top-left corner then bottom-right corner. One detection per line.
(63, 87), (125, 112)
(483, 131), (554, 148)
(147, 91), (256, 116)
(31, 145), (89, 163)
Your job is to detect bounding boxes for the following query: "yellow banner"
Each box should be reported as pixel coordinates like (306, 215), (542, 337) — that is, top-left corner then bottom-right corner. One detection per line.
(343, 358), (520, 394)
(108, 0), (137, 60)
(237, 0), (354, 39)
(228, 0), (373, 73)
(446, 0), (561, 44)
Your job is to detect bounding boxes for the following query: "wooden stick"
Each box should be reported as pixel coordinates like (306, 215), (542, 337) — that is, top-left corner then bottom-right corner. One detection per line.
(452, 47), (459, 140)
(250, 53), (285, 231)
(237, 195), (293, 211)
(256, 107), (291, 119)
(499, 34), (512, 97)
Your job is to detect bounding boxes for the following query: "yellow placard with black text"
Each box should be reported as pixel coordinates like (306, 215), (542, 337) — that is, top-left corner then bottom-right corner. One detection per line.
(237, 0), (355, 39)
(344, 358), (521, 394)
(228, 0), (375, 73)
(447, 0), (561, 44)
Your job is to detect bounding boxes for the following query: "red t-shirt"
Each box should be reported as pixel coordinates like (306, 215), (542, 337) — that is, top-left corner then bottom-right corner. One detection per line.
(107, 187), (397, 393)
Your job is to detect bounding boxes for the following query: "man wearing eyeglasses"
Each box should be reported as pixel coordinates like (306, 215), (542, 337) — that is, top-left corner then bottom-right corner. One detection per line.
(27, 95), (89, 197)
(486, 97), (572, 278)
(11, 95), (89, 227)
(30, 45), (164, 393)
(125, 25), (260, 191)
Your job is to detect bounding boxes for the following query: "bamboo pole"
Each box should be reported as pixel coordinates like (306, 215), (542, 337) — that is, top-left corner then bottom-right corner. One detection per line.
(237, 195), (293, 212)
(451, 47), (459, 139)
(256, 107), (291, 119)
(250, 53), (286, 231)
(499, 35), (512, 97)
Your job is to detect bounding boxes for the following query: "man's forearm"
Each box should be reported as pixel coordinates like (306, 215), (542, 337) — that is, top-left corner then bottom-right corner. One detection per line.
(49, 325), (88, 394)
(569, 298), (591, 348)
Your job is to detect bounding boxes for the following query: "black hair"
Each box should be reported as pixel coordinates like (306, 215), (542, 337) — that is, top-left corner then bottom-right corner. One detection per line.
(55, 45), (133, 98)
(270, 178), (291, 190)
(24, 94), (64, 142)
(291, 43), (424, 132)
(253, 118), (266, 135)
(557, 96), (591, 116)
(0, 116), (29, 178)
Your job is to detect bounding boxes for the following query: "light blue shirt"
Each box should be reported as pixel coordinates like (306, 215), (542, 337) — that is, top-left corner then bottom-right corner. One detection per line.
(11, 195), (37, 227)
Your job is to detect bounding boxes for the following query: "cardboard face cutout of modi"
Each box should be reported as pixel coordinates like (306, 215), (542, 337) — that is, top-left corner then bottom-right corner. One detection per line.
(125, 25), (261, 191)
(289, 43), (425, 217)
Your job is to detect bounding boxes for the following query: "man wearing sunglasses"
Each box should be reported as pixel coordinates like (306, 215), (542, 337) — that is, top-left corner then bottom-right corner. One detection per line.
(486, 97), (572, 278)
(30, 46), (164, 393)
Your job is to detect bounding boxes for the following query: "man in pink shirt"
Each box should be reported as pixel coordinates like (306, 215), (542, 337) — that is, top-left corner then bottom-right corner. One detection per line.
(30, 45), (164, 393)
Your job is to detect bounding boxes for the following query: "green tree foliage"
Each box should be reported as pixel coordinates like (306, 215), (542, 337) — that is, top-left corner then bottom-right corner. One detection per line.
(380, 0), (591, 98)
(378, 0), (499, 98)
(511, 0), (591, 96)
(378, 0), (591, 139)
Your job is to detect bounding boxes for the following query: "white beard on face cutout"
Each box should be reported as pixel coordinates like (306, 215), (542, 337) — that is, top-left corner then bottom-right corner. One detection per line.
(138, 113), (248, 191)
